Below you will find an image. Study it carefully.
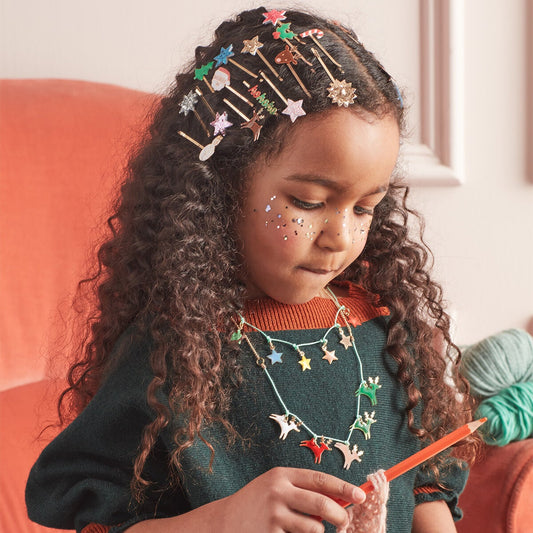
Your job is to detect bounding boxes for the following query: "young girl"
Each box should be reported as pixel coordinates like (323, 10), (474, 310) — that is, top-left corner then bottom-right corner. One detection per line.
(26, 7), (476, 533)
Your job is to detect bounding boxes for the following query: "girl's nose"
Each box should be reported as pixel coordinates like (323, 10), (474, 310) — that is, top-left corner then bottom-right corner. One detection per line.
(315, 215), (355, 252)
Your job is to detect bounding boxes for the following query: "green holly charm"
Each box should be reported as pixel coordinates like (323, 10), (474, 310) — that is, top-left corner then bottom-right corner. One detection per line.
(273, 22), (295, 40)
(355, 376), (381, 406)
(350, 411), (376, 440)
(230, 330), (242, 342)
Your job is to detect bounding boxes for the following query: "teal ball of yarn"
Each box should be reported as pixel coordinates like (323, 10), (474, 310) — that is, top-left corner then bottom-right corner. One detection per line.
(475, 382), (533, 446)
(459, 329), (533, 398)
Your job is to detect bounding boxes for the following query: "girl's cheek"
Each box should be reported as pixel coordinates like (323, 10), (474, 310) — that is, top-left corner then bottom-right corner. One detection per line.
(258, 197), (316, 243)
(352, 220), (371, 245)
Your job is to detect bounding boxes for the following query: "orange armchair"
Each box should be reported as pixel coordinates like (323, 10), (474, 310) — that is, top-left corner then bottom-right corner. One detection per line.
(1, 79), (531, 532)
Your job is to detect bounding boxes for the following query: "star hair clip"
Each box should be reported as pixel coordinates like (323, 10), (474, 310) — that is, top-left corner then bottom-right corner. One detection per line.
(311, 47), (357, 107)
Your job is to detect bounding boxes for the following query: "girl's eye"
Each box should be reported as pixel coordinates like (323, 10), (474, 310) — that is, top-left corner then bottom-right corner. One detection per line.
(291, 197), (324, 210)
(354, 205), (374, 216)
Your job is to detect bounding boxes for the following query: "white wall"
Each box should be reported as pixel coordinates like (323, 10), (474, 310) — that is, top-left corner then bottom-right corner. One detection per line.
(2, 0), (532, 344)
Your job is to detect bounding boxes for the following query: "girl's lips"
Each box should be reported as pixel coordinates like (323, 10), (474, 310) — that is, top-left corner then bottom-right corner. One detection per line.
(299, 266), (335, 275)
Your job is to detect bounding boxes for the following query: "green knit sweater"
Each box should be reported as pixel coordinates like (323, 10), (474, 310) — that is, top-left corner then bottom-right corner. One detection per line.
(26, 283), (468, 532)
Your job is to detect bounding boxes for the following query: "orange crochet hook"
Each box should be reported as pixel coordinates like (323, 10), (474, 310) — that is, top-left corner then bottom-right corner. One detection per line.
(313, 418), (487, 521)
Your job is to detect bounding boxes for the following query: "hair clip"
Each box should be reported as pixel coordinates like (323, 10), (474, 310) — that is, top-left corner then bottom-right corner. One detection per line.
(256, 71), (306, 123)
(243, 81), (278, 115)
(222, 98), (250, 122)
(282, 98), (306, 122)
(179, 89), (211, 137)
(241, 36), (282, 81)
(178, 131), (222, 161)
(221, 98), (265, 142)
(272, 21), (303, 44)
(240, 109), (264, 141)
(300, 29), (343, 72)
(214, 44), (258, 78)
(274, 45), (311, 98)
(262, 9), (287, 26)
(391, 80), (404, 109)
(212, 67), (254, 107)
(194, 87), (216, 118)
(311, 47), (356, 107)
(210, 111), (233, 136)
(257, 71), (287, 105)
(194, 62), (215, 93)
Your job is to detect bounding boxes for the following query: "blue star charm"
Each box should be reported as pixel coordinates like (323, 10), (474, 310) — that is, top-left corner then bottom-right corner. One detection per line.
(267, 349), (283, 364)
(214, 44), (235, 67)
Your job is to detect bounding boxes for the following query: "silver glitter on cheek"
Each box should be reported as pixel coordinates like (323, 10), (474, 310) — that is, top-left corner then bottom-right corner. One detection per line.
(270, 195), (277, 201)
(277, 214), (282, 218)
(265, 205), (271, 212)
(292, 217), (304, 224)
(283, 235), (288, 240)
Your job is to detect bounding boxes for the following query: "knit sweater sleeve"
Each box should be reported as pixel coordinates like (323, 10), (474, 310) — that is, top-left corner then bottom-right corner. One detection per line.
(413, 454), (469, 521)
(25, 326), (191, 533)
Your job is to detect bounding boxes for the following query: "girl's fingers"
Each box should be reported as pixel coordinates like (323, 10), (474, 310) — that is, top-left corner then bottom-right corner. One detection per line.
(288, 468), (366, 505)
(282, 511), (326, 533)
(285, 486), (348, 528)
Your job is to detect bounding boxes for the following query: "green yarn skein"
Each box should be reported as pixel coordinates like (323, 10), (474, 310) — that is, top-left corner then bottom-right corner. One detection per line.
(459, 329), (533, 446)
(475, 382), (533, 446)
(460, 329), (533, 398)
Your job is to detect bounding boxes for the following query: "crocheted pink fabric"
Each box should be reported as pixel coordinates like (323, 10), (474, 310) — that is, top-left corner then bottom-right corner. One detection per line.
(337, 470), (390, 533)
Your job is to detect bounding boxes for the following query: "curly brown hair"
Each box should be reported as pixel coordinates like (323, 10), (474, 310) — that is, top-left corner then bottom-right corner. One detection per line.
(57, 7), (477, 500)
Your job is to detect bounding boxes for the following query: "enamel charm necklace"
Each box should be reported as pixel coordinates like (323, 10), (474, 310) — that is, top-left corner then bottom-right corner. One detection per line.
(232, 287), (381, 469)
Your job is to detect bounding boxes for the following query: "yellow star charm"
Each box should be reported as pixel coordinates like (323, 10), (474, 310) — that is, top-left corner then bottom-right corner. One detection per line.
(298, 354), (311, 371)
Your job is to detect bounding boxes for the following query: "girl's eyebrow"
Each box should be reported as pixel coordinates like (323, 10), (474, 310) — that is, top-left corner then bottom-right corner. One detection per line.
(284, 173), (389, 197)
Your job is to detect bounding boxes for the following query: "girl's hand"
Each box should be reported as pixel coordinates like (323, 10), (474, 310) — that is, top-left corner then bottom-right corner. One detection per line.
(221, 466), (366, 533)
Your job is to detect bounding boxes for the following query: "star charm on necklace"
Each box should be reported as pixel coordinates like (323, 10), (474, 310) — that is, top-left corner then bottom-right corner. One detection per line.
(262, 9), (286, 26)
(322, 348), (338, 364)
(214, 45), (235, 67)
(210, 111), (233, 136)
(339, 331), (352, 350)
(300, 438), (331, 464)
(241, 36), (263, 55)
(267, 349), (283, 364)
(298, 353), (311, 371)
(347, 313), (363, 329)
(327, 79), (357, 107)
(282, 98), (306, 123)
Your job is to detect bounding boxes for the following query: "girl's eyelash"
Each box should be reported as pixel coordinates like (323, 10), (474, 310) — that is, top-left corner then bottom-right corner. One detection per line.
(292, 197), (375, 215)
(354, 206), (374, 216)
(291, 197), (324, 210)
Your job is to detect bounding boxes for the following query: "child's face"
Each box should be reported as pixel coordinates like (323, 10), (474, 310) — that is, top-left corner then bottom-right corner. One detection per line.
(238, 109), (400, 304)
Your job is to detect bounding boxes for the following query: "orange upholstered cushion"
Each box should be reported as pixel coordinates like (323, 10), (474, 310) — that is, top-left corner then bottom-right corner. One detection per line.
(0, 79), (154, 390)
(457, 440), (533, 533)
(0, 379), (68, 532)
